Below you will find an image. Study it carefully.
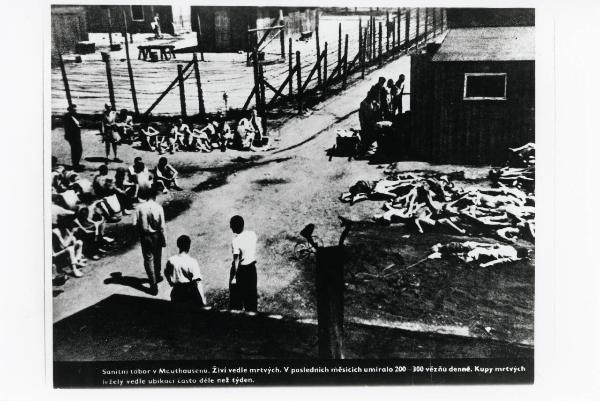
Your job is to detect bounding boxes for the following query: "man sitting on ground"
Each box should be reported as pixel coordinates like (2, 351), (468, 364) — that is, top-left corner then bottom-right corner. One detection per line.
(154, 157), (182, 193)
(165, 235), (208, 305)
(52, 214), (85, 277)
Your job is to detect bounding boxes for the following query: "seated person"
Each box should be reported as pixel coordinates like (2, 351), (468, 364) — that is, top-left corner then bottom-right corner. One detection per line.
(217, 116), (233, 151)
(51, 162), (68, 194)
(114, 167), (136, 213)
(249, 109), (265, 146)
(73, 206), (110, 260)
(139, 124), (165, 152)
(234, 114), (257, 150)
(154, 157), (182, 192)
(114, 108), (135, 143)
(165, 235), (207, 305)
(128, 157), (148, 181)
(189, 122), (214, 152)
(92, 165), (114, 198)
(52, 214), (85, 277)
(65, 172), (93, 203)
(52, 189), (80, 211)
(165, 121), (186, 153)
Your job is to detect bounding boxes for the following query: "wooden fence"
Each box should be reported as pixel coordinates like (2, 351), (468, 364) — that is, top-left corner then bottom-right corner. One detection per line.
(54, 9), (447, 119)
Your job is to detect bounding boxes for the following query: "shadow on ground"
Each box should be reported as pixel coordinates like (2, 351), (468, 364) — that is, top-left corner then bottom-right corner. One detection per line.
(54, 294), (533, 361)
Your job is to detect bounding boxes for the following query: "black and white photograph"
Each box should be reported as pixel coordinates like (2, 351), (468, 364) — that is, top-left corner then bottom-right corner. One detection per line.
(48, 4), (537, 387)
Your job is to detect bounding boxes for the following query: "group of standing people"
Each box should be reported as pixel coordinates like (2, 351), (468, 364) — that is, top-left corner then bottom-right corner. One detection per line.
(358, 74), (406, 150)
(132, 191), (258, 312)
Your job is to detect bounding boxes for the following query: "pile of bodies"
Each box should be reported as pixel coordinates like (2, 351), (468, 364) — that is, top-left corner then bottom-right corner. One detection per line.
(340, 170), (535, 245)
(51, 156), (182, 278)
(489, 143), (535, 192)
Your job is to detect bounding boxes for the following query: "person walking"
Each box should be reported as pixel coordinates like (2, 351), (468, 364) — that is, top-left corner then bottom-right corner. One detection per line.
(229, 215), (257, 311)
(132, 184), (166, 295)
(62, 104), (84, 171)
(165, 235), (207, 305)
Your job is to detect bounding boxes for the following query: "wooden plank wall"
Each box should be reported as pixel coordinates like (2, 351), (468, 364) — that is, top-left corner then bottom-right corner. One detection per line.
(409, 59), (535, 165)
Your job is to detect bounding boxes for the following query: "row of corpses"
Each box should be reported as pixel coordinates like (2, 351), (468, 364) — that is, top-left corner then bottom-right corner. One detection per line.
(340, 159), (535, 268)
(51, 156), (178, 279)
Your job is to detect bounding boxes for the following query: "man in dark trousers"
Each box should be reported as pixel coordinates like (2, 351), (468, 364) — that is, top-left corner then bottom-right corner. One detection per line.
(165, 235), (207, 305)
(62, 104), (83, 171)
(229, 215), (258, 311)
(132, 184), (166, 295)
(367, 77), (389, 119)
(395, 74), (406, 115)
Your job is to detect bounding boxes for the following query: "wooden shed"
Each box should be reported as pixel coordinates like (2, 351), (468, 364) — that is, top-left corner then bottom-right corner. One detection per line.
(190, 6), (319, 53)
(51, 6), (88, 56)
(408, 26), (535, 164)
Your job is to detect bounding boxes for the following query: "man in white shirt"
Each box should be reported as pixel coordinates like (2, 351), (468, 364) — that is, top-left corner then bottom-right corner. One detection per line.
(165, 235), (207, 305)
(229, 215), (257, 311)
(132, 185), (166, 295)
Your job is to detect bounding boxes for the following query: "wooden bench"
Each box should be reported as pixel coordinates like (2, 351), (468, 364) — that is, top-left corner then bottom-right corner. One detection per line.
(137, 45), (176, 61)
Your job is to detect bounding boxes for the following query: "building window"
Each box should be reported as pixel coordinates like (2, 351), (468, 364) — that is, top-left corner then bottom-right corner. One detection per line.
(130, 5), (144, 21)
(463, 73), (507, 100)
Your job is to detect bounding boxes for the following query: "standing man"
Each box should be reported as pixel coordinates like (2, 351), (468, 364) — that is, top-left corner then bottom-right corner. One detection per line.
(100, 104), (120, 163)
(132, 184), (166, 295)
(63, 104), (83, 171)
(229, 215), (257, 311)
(165, 235), (207, 305)
(395, 74), (406, 115)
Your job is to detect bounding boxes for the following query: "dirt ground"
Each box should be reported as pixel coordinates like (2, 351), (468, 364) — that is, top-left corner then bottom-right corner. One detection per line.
(51, 54), (534, 350)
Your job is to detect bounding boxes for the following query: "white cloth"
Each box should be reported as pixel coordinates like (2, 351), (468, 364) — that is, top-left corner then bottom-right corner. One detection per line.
(231, 230), (257, 265)
(165, 253), (202, 284)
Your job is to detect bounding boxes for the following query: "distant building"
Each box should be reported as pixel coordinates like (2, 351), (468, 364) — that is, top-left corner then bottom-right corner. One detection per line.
(51, 6), (88, 56)
(84, 5), (191, 36)
(191, 6), (319, 52)
(408, 10), (534, 164)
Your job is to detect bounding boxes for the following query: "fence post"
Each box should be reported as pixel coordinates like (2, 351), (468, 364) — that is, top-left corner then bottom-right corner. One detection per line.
(378, 21), (382, 67)
(416, 8), (420, 48)
(323, 42), (328, 93)
(397, 8), (401, 50)
(433, 8), (437, 36)
(177, 64), (187, 117)
(338, 22), (342, 68)
(343, 34), (349, 88)
(193, 53), (205, 117)
(122, 11), (139, 115)
(252, 48), (261, 112)
(101, 52), (116, 110)
(424, 8), (429, 42)
(371, 16), (376, 60)
(405, 8), (410, 52)
(259, 61), (266, 113)
(359, 23), (364, 79)
(316, 27), (322, 88)
(296, 51), (302, 114)
(279, 9), (285, 60)
(386, 11), (390, 54)
(107, 8), (113, 48)
(196, 15), (205, 61)
(288, 37), (293, 99)
(316, 246), (345, 359)
(58, 53), (73, 109)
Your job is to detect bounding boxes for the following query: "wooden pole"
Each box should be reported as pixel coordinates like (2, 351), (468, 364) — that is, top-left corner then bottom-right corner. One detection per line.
(101, 52), (116, 110)
(433, 8), (437, 36)
(193, 53), (205, 116)
(371, 16), (375, 60)
(252, 48), (261, 112)
(296, 51), (302, 114)
(397, 8), (401, 50)
(342, 34), (349, 88)
(107, 8), (113, 48)
(386, 11), (390, 54)
(58, 53), (72, 109)
(315, 27), (322, 88)
(392, 15), (396, 50)
(196, 15), (205, 61)
(405, 8), (410, 51)
(316, 246), (345, 359)
(416, 8), (420, 48)
(177, 64), (187, 117)
(337, 22), (342, 68)
(378, 21), (382, 67)
(122, 11), (139, 115)
(323, 42), (328, 92)
(259, 62), (266, 113)
(279, 10), (285, 60)
(288, 37), (293, 98)
(424, 8), (429, 42)
(359, 23), (364, 79)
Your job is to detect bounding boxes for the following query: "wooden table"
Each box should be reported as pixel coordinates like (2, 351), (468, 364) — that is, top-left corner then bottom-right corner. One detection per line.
(137, 45), (176, 61)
